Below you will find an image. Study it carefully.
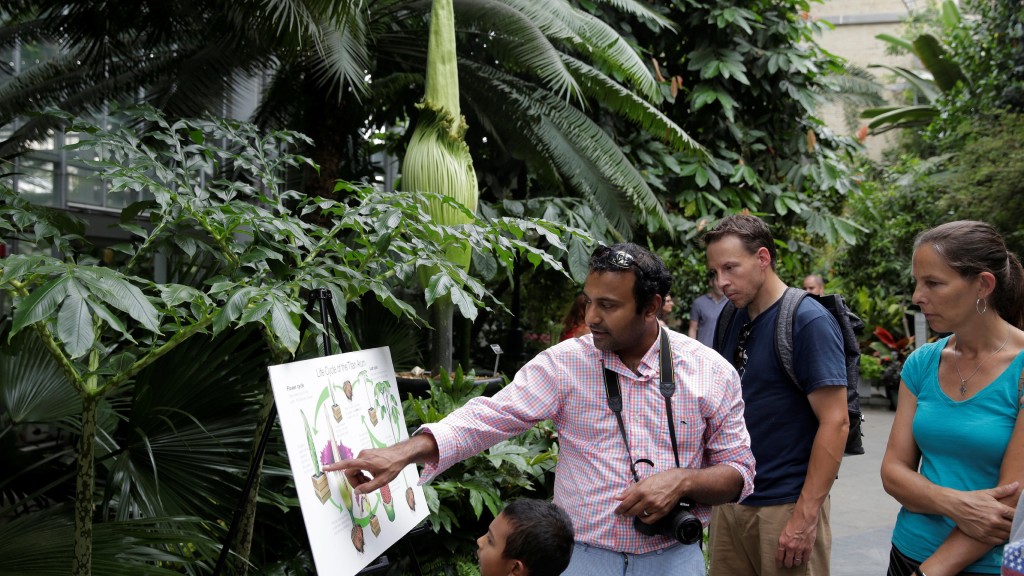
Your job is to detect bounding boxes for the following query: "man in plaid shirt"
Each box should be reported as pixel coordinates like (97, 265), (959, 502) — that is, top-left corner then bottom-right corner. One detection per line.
(328, 243), (754, 575)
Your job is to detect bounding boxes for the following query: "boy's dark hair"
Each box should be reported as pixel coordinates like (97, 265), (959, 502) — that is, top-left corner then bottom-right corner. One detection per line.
(501, 499), (575, 576)
(589, 243), (673, 314)
(702, 214), (778, 270)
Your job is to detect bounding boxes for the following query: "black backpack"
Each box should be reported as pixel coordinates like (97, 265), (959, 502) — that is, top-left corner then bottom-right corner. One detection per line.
(713, 287), (866, 456)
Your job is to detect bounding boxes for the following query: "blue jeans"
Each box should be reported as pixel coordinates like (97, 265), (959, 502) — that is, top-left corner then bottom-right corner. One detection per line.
(564, 542), (705, 576)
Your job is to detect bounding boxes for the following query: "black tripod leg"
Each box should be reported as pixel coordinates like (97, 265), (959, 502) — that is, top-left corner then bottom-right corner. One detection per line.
(213, 287), (350, 575)
(324, 297), (349, 354)
(212, 403), (278, 576)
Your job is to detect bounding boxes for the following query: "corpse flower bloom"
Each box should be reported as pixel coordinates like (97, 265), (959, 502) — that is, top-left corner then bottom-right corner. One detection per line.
(338, 441), (353, 461)
(320, 440), (355, 466)
(320, 445), (334, 467)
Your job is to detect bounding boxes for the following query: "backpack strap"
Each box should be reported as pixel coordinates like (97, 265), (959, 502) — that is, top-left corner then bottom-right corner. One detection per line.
(774, 287), (807, 391)
(713, 300), (738, 355)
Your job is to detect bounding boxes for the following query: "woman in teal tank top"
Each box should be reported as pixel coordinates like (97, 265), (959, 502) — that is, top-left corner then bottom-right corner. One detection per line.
(881, 221), (1024, 576)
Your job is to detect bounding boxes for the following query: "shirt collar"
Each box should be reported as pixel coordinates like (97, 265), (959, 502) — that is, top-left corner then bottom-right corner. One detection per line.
(596, 330), (663, 378)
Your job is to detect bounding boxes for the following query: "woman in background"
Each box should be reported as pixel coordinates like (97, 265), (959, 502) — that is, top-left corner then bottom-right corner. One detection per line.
(882, 221), (1024, 575)
(559, 292), (590, 341)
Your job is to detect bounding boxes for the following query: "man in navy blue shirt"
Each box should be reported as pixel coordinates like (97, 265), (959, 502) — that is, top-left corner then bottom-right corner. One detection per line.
(704, 214), (849, 576)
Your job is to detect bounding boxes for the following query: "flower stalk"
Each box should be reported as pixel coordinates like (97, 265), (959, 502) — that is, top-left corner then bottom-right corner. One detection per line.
(402, 0), (479, 373)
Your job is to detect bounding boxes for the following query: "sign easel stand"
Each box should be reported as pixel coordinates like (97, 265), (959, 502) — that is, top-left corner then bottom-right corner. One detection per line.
(213, 288), (409, 575)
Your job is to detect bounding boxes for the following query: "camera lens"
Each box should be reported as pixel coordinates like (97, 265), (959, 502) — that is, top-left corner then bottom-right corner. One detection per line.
(633, 500), (703, 545)
(671, 512), (703, 545)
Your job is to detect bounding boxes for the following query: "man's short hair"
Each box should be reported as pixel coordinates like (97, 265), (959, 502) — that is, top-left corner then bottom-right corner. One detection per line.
(702, 214), (777, 269)
(502, 499), (575, 576)
(589, 243), (673, 314)
(803, 274), (824, 291)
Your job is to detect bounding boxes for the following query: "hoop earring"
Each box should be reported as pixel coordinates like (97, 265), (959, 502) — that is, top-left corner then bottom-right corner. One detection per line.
(976, 298), (988, 315)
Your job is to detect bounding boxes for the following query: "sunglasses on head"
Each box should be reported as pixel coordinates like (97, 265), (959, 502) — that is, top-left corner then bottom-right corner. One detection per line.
(608, 250), (636, 270)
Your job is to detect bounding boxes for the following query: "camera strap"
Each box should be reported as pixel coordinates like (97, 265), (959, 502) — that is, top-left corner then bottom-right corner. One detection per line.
(603, 327), (681, 482)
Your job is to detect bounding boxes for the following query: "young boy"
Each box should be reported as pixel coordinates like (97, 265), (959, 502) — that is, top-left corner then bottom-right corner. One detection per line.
(477, 499), (574, 576)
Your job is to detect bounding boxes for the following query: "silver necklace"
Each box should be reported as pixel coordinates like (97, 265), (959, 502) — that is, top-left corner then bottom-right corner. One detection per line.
(952, 328), (1010, 397)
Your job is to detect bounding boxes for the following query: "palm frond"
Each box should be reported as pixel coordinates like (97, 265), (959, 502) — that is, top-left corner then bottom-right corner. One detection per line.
(561, 55), (701, 154)
(0, 507), (219, 576)
(817, 65), (887, 131)
(0, 323), (79, 422)
(456, 0), (582, 103)
(817, 65), (886, 106)
(592, 0), (674, 30)
(312, 7), (374, 102)
(482, 0), (660, 101)
(257, 0), (325, 39)
(99, 328), (274, 524)
(461, 61), (671, 236)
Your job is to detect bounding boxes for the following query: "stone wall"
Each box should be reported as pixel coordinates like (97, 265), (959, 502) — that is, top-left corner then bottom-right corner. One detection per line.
(811, 0), (918, 159)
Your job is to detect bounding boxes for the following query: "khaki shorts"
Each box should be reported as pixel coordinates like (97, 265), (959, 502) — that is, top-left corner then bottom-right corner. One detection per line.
(708, 498), (832, 576)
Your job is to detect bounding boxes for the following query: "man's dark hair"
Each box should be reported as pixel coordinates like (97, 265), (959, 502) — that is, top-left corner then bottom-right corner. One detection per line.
(501, 499), (575, 576)
(589, 243), (673, 314)
(702, 214), (777, 269)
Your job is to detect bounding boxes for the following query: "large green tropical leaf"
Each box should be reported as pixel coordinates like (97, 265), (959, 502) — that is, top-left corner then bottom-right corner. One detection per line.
(0, 507), (219, 576)
(56, 280), (93, 359)
(913, 34), (969, 93)
(0, 320), (79, 423)
(10, 274), (70, 334)
(862, 105), (938, 131)
(96, 327), (276, 524)
(875, 32), (915, 53)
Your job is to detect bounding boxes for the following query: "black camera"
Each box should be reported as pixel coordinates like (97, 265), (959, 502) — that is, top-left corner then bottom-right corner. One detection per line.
(633, 499), (702, 545)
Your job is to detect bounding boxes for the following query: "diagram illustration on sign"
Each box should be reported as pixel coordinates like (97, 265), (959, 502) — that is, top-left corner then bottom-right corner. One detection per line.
(269, 347), (427, 576)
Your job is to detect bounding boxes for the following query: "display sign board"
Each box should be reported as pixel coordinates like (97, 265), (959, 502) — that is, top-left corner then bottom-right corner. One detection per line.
(269, 347), (428, 576)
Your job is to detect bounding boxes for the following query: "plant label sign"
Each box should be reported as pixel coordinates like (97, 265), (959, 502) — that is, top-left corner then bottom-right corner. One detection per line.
(269, 346), (428, 576)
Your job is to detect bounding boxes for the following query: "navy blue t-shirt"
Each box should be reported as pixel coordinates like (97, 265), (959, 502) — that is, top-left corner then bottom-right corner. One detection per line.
(718, 297), (846, 505)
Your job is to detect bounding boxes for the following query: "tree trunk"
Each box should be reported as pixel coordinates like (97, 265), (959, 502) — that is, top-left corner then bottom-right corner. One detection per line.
(228, 381), (277, 575)
(430, 297), (455, 375)
(72, 394), (99, 576)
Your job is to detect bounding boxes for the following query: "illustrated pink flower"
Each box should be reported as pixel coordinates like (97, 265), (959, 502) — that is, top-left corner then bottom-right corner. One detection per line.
(320, 441), (355, 467)
(320, 444), (334, 467)
(338, 441), (353, 461)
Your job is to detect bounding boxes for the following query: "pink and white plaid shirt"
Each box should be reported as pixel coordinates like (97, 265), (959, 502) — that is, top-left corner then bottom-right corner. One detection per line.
(420, 330), (754, 554)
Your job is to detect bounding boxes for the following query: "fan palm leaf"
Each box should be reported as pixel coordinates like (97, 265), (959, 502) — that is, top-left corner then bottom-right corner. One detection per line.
(0, 507), (219, 576)
(0, 325), (278, 568)
(0, 320), (80, 422)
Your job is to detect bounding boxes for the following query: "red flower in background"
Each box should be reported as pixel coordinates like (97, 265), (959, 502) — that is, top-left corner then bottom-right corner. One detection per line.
(874, 326), (912, 352)
(874, 327), (898, 349)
